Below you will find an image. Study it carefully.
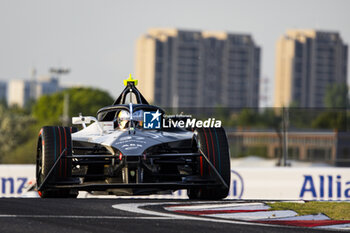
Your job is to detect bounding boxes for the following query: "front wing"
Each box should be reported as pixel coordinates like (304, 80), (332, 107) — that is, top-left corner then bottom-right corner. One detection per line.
(38, 149), (228, 193)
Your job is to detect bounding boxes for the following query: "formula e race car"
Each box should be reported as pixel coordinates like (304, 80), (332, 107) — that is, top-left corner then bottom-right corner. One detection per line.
(36, 75), (231, 199)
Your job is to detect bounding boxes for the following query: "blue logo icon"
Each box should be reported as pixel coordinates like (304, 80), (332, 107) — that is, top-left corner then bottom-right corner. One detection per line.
(230, 170), (244, 199)
(143, 110), (161, 129)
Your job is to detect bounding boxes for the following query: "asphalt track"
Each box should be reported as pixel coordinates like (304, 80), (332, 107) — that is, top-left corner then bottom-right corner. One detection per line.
(0, 199), (339, 233)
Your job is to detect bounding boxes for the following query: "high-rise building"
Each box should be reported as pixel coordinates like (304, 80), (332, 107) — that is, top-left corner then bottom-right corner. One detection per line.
(259, 77), (272, 108)
(8, 76), (60, 107)
(274, 30), (348, 108)
(0, 81), (6, 102)
(35, 75), (60, 98)
(136, 28), (260, 108)
(8, 80), (32, 107)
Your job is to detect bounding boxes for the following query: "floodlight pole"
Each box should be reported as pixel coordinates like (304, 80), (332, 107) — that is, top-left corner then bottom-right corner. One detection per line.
(50, 67), (70, 126)
(282, 107), (289, 166)
(62, 93), (70, 126)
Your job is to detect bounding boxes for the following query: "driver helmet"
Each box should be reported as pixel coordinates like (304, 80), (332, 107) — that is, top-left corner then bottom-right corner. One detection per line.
(117, 110), (130, 129)
(117, 110), (144, 129)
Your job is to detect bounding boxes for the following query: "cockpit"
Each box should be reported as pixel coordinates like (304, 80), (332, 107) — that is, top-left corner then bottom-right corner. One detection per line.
(115, 109), (144, 129)
(96, 75), (164, 129)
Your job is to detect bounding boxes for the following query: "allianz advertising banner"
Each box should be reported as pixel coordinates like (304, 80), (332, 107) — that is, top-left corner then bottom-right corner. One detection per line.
(1, 164), (350, 200)
(0, 165), (35, 197)
(229, 168), (350, 201)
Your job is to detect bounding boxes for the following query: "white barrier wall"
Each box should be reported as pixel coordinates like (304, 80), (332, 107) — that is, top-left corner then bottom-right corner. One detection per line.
(230, 167), (350, 201)
(1, 164), (350, 200)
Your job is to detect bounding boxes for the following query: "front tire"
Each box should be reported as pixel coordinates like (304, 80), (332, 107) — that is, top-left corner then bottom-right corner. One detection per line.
(188, 127), (231, 200)
(36, 126), (77, 198)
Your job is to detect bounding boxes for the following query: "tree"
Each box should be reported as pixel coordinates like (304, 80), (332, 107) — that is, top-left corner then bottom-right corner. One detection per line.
(324, 83), (349, 108)
(236, 108), (282, 130)
(237, 109), (259, 128)
(0, 87), (114, 164)
(33, 87), (114, 125)
(311, 111), (347, 131)
(0, 104), (35, 163)
(288, 108), (320, 129)
(307, 83), (350, 131)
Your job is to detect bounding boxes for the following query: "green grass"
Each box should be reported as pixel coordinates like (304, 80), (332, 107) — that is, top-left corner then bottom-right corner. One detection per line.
(268, 202), (350, 220)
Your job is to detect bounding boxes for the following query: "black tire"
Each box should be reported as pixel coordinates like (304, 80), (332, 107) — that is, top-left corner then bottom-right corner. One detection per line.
(36, 126), (77, 198)
(188, 127), (231, 200)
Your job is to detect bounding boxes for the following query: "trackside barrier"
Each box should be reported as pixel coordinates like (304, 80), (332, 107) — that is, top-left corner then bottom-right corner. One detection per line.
(1, 165), (350, 200)
(228, 167), (350, 201)
(0, 165), (35, 197)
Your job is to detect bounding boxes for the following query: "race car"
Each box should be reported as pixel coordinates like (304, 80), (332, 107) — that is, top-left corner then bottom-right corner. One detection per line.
(36, 75), (231, 199)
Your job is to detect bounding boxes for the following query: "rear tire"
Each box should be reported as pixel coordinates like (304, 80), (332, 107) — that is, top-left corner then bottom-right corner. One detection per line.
(188, 127), (230, 200)
(36, 126), (78, 198)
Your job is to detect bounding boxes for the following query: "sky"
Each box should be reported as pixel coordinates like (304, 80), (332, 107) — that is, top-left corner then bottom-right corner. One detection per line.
(0, 0), (349, 101)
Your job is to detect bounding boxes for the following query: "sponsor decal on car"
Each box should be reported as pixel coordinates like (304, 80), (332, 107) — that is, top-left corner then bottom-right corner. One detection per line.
(162, 118), (222, 128)
(143, 111), (222, 129)
(143, 110), (162, 129)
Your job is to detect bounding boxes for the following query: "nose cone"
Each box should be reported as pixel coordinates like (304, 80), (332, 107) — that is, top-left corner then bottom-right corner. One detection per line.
(111, 129), (194, 156)
(111, 130), (160, 156)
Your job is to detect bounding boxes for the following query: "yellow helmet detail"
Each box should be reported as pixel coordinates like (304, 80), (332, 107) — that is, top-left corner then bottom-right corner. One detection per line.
(123, 74), (138, 86)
